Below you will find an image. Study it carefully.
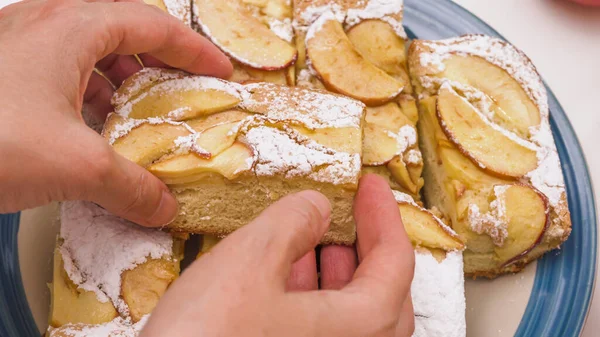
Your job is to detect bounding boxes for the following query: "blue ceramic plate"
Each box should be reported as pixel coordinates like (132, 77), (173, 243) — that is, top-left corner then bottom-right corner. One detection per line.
(0, 0), (596, 336)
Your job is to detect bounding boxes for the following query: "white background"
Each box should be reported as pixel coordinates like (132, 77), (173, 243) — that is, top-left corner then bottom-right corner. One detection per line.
(452, 1), (600, 334)
(1, 0), (599, 335)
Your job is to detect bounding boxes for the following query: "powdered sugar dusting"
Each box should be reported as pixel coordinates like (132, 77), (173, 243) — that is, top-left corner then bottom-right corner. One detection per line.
(112, 68), (187, 108)
(164, 0), (191, 27)
(243, 125), (361, 185)
(467, 186), (510, 246)
(386, 124), (417, 158)
(296, 0), (406, 39)
(405, 149), (422, 165)
(346, 0), (406, 39)
(47, 315), (149, 337)
(419, 35), (548, 116)
(59, 202), (173, 316)
(269, 18), (294, 42)
(241, 83), (365, 129)
(411, 250), (466, 337)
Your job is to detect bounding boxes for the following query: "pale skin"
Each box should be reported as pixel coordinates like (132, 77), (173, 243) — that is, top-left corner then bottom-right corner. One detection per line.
(0, 0), (415, 336)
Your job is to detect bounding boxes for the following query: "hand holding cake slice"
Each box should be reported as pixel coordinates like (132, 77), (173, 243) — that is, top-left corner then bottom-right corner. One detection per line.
(103, 68), (365, 245)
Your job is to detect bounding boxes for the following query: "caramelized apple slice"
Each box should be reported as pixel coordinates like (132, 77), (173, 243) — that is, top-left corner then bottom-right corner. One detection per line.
(121, 259), (178, 322)
(387, 157), (418, 194)
(49, 248), (118, 327)
(346, 20), (408, 79)
(149, 142), (253, 183)
(363, 123), (399, 166)
(306, 18), (403, 105)
(105, 115), (194, 167)
(229, 61), (288, 85)
(186, 109), (253, 132)
(112, 68), (187, 109)
(437, 145), (507, 188)
(196, 122), (240, 157)
(291, 126), (362, 154)
(143, 0), (167, 12)
(195, 0), (297, 70)
(495, 185), (549, 266)
(437, 86), (538, 178)
(398, 203), (464, 251)
(365, 103), (411, 131)
(121, 77), (241, 120)
(440, 55), (541, 137)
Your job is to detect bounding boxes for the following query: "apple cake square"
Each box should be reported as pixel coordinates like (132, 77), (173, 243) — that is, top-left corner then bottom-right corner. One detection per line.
(46, 201), (184, 336)
(103, 67), (365, 244)
(408, 34), (572, 277)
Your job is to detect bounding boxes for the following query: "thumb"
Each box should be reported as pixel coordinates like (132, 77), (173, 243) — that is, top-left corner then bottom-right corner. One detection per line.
(77, 138), (178, 227)
(210, 190), (331, 286)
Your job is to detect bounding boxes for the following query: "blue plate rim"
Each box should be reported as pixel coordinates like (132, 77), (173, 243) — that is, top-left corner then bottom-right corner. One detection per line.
(0, 1), (597, 336)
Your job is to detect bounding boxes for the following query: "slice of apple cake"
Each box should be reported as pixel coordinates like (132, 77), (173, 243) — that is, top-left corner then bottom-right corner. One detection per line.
(103, 67), (365, 244)
(192, 0), (296, 85)
(46, 201), (184, 336)
(408, 34), (572, 277)
(292, 0), (424, 201)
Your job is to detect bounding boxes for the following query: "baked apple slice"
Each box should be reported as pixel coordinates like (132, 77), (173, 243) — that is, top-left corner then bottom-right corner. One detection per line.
(397, 201), (464, 251)
(119, 77), (241, 120)
(387, 157), (419, 194)
(291, 126), (362, 154)
(121, 259), (179, 322)
(365, 103), (411, 131)
(437, 145), (507, 189)
(195, 122), (241, 157)
(112, 68), (188, 109)
(195, 0), (297, 70)
(186, 109), (253, 132)
(49, 248), (118, 327)
(306, 18), (403, 105)
(104, 114), (196, 167)
(362, 123), (400, 166)
(439, 55), (541, 138)
(495, 184), (549, 266)
(197, 235), (221, 259)
(149, 142), (254, 183)
(346, 20), (408, 80)
(436, 85), (538, 178)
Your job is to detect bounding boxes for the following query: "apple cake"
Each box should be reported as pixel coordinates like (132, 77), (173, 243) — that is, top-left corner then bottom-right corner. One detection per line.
(192, 0), (296, 85)
(46, 201), (184, 336)
(408, 34), (572, 277)
(292, 0), (424, 201)
(103, 67), (365, 244)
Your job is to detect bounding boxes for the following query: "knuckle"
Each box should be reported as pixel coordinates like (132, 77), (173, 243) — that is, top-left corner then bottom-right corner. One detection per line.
(118, 171), (148, 215)
(87, 144), (118, 183)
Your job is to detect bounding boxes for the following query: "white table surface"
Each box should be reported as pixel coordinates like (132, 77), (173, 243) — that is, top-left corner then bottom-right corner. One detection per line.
(1, 0), (599, 335)
(451, 0), (600, 335)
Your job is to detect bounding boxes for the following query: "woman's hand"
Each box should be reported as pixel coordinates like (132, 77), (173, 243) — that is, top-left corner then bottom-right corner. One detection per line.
(142, 175), (416, 337)
(0, 0), (232, 226)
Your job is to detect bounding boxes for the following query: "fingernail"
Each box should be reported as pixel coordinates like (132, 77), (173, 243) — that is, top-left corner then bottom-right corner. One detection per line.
(150, 190), (179, 227)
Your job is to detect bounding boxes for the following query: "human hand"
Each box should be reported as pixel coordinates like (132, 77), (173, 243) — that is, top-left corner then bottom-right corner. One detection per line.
(142, 174), (416, 337)
(0, 0), (232, 225)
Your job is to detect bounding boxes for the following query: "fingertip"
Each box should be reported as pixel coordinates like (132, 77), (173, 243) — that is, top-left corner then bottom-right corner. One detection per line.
(320, 245), (357, 290)
(293, 190), (331, 224)
(286, 250), (318, 291)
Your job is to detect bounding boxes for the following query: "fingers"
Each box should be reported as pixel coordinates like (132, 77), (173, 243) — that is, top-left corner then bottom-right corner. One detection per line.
(95, 54), (142, 87)
(73, 132), (178, 227)
(345, 174), (415, 304)
(212, 190), (331, 286)
(320, 245), (357, 290)
(94, 2), (232, 78)
(83, 71), (114, 122)
(286, 250), (318, 291)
